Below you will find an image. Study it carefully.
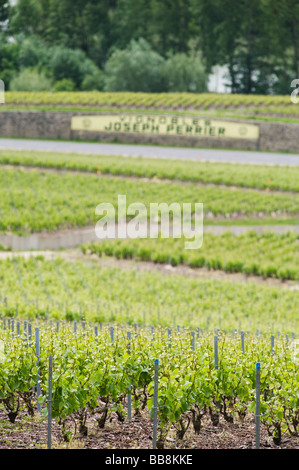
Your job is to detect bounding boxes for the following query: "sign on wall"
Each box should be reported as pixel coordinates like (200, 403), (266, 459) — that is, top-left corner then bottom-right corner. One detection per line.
(71, 114), (259, 140)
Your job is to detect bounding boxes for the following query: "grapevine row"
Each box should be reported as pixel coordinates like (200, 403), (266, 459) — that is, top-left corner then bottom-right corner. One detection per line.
(0, 167), (299, 235)
(4, 91), (293, 110)
(0, 320), (298, 448)
(83, 231), (299, 281)
(1, 149), (299, 192)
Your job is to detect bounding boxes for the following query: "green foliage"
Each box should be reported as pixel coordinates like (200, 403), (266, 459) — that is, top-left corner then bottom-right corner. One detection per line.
(17, 35), (48, 70)
(0, 335), (37, 422)
(8, 0), (111, 66)
(0, 165), (298, 234)
(85, 231), (299, 281)
(189, 0), (299, 94)
(104, 38), (166, 93)
(47, 45), (100, 89)
(4, 91), (299, 124)
(0, 321), (297, 446)
(163, 52), (208, 93)
(3, 0), (299, 94)
(0, 255), (298, 332)
(104, 39), (208, 93)
(1, 147), (297, 193)
(0, 35), (104, 91)
(0, 163), (298, 234)
(0, 0), (10, 23)
(81, 70), (105, 91)
(53, 78), (75, 92)
(9, 69), (53, 92)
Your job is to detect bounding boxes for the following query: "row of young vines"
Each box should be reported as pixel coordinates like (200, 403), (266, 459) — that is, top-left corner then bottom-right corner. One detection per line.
(0, 320), (297, 448)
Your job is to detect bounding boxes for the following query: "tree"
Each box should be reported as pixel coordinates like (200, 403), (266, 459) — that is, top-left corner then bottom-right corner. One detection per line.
(0, 0), (9, 26)
(149, 0), (192, 55)
(8, 0), (41, 36)
(163, 52), (208, 92)
(190, 0), (288, 94)
(109, 0), (152, 51)
(104, 38), (166, 92)
(4, 0), (299, 95)
(9, 0), (114, 67)
(9, 68), (53, 91)
(47, 45), (101, 89)
(264, 0), (299, 94)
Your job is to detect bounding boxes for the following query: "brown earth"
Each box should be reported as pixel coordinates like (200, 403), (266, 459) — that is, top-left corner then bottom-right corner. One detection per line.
(0, 405), (298, 450)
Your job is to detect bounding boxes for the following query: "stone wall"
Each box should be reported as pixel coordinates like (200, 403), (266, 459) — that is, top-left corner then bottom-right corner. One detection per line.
(0, 110), (299, 152)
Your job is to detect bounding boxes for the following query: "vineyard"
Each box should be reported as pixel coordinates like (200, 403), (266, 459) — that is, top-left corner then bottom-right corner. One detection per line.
(0, 165), (299, 236)
(0, 255), (298, 330)
(83, 231), (299, 281)
(3, 91), (295, 108)
(1, 149), (299, 192)
(1, 0), (299, 454)
(0, 317), (298, 450)
(3, 91), (299, 122)
(0, 144), (298, 450)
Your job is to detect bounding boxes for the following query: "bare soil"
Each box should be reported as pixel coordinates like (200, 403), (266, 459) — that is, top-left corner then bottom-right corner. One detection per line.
(0, 406), (298, 450)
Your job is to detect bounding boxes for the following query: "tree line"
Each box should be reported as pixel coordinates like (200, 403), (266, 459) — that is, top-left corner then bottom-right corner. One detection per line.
(0, 0), (298, 94)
